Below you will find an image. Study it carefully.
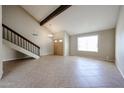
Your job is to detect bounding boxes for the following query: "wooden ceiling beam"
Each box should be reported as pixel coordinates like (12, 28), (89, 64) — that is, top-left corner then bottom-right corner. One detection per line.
(40, 5), (71, 25)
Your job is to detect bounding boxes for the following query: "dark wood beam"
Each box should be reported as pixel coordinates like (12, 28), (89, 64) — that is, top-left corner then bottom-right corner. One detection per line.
(40, 5), (71, 25)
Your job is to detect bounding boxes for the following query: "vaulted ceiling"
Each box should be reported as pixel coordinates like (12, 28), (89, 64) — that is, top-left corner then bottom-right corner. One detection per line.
(21, 5), (59, 22)
(21, 5), (120, 35)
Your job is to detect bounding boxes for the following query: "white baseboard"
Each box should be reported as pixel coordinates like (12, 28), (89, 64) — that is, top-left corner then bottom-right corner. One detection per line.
(116, 63), (124, 79)
(72, 55), (115, 62)
(2, 56), (30, 62)
(3, 54), (53, 62)
(102, 59), (115, 62)
(40, 53), (53, 56)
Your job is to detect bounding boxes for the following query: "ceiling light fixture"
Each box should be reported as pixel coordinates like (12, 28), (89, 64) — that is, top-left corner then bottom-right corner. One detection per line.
(48, 34), (53, 38)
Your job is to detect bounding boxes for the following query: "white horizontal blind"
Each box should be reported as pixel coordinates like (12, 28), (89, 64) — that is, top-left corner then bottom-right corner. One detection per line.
(78, 35), (98, 52)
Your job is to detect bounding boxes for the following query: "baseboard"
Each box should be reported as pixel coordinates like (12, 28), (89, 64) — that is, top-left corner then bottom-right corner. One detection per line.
(116, 63), (124, 79)
(3, 54), (53, 62)
(71, 55), (115, 62)
(102, 59), (115, 62)
(40, 53), (53, 56)
(2, 56), (31, 62)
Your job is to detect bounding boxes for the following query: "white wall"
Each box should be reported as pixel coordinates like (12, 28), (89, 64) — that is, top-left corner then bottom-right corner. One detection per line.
(54, 31), (65, 40)
(2, 44), (28, 61)
(64, 32), (69, 56)
(2, 5), (53, 61)
(116, 6), (124, 77)
(70, 29), (115, 61)
(0, 5), (3, 79)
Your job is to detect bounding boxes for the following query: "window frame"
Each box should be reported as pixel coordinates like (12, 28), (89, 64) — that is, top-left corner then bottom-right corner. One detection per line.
(77, 35), (98, 52)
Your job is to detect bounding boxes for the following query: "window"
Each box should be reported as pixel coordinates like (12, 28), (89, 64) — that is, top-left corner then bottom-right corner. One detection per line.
(77, 35), (98, 52)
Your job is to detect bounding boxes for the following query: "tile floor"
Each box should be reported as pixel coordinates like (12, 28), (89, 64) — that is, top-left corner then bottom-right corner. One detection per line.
(0, 56), (124, 88)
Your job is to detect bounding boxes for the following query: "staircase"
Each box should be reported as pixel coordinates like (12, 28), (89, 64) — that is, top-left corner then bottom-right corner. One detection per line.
(2, 24), (40, 59)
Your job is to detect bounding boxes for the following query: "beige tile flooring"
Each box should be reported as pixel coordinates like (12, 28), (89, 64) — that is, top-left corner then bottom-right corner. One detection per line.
(0, 56), (124, 88)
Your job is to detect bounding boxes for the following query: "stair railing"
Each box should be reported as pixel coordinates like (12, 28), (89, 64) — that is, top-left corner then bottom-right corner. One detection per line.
(2, 24), (40, 56)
